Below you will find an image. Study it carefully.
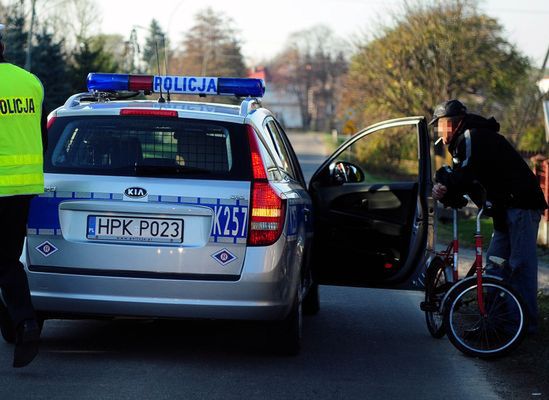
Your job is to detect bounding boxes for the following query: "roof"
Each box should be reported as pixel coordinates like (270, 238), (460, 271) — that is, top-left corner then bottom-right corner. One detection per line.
(52, 96), (271, 125)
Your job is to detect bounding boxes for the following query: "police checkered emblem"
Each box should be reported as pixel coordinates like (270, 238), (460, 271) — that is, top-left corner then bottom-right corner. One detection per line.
(36, 241), (58, 257)
(211, 249), (236, 266)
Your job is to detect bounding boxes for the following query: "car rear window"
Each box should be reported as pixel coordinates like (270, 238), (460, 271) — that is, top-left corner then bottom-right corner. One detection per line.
(45, 116), (251, 180)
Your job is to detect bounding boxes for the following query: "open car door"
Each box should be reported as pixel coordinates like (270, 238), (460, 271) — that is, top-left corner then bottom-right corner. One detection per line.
(309, 117), (434, 289)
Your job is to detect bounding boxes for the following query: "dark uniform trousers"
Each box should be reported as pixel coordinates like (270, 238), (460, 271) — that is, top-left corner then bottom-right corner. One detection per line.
(0, 195), (36, 326)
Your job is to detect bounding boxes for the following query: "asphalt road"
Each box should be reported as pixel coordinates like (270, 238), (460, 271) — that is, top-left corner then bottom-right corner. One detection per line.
(0, 132), (508, 399)
(0, 287), (500, 400)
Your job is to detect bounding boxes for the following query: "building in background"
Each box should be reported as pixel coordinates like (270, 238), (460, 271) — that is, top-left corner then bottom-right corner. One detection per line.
(248, 66), (303, 130)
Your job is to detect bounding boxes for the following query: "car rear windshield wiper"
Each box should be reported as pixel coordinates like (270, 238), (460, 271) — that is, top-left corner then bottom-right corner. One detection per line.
(133, 164), (211, 176)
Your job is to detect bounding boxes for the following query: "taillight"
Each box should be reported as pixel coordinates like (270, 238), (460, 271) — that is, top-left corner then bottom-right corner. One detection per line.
(247, 125), (286, 246)
(46, 115), (57, 130)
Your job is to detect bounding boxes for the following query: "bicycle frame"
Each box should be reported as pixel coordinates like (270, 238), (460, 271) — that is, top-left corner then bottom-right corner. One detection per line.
(435, 209), (460, 282)
(435, 205), (491, 315)
(474, 207), (486, 316)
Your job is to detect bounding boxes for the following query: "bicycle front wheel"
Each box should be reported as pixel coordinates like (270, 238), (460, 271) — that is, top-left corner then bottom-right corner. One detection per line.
(443, 277), (527, 358)
(424, 257), (451, 338)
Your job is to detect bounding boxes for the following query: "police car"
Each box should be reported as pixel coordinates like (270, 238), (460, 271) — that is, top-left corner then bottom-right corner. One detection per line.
(17, 73), (435, 354)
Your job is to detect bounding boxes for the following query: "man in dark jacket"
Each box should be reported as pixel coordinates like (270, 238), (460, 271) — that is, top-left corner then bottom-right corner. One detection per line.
(430, 99), (548, 334)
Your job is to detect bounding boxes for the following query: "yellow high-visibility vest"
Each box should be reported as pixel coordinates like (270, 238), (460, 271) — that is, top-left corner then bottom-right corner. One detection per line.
(0, 63), (44, 195)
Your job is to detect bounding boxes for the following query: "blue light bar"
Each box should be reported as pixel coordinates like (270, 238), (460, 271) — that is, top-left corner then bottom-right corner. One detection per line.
(218, 78), (265, 97)
(87, 73), (265, 98)
(87, 73), (130, 91)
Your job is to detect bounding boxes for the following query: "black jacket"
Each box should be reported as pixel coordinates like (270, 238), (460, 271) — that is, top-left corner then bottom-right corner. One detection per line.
(436, 113), (547, 229)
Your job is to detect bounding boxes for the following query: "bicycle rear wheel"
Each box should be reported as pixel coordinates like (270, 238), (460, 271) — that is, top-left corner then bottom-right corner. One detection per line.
(443, 277), (527, 358)
(424, 257), (451, 338)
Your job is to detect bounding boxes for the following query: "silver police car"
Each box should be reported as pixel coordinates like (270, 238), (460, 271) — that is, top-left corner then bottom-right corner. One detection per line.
(15, 73), (435, 354)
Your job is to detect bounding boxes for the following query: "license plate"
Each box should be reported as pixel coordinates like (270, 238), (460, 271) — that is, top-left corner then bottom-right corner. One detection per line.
(87, 215), (184, 243)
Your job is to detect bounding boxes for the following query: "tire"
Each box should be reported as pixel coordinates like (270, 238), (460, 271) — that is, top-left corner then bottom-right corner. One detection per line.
(277, 288), (302, 356)
(302, 283), (319, 315)
(0, 300), (16, 344)
(443, 277), (527, 358)
(424, 257), (451, 338)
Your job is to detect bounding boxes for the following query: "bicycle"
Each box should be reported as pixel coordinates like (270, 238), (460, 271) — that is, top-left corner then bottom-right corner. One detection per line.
(421, 208), (459, 339)
(421, 191), (528, 358)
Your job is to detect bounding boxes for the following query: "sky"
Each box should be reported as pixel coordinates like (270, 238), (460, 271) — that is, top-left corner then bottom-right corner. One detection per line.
(72, 0), (549, 67)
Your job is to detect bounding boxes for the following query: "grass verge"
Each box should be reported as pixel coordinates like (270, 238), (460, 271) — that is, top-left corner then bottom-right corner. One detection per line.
(436, 214), (494, 251)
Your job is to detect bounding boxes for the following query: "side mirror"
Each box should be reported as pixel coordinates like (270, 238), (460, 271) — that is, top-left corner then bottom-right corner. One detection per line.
(329, 161), (365, 185)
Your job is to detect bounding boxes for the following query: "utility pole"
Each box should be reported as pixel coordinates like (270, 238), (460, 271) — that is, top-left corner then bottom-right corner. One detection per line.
(24, 0), (37, 71)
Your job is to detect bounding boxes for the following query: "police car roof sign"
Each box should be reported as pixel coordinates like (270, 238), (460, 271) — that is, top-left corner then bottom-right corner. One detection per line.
(87, 73), (265, 98)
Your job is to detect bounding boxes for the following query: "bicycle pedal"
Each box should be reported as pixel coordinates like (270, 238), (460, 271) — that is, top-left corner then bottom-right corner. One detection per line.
(488, 256), (507, 267)
(420, 302), (439, 312)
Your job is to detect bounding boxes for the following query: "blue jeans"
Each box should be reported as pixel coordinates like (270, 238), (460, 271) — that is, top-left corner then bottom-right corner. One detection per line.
(486, 208), (542, 333)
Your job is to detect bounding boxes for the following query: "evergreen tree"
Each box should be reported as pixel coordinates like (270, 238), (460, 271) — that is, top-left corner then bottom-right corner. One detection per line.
(31, 27), (70, 114)
(69, 35), (119, 93)
(171, 8), (247, 103)
(2, 3), (27, 67)
(142, 19), (169, 74)
(173, 8), (246, 78)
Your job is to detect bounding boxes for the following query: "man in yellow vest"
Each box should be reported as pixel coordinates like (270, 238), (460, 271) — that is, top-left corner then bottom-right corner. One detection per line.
(0, 23), (47, 368)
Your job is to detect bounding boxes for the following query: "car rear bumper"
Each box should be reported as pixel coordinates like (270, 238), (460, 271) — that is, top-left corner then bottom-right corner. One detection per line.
(26, 242), (300, 321)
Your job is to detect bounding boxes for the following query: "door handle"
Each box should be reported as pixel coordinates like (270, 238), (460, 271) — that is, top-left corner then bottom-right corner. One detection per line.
(360, 199), (369, 209)
(304, 207), (311, 221)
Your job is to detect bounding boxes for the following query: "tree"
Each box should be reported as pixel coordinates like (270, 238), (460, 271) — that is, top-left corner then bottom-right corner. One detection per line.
(97, 33), (127, 72)
(30, 26), (70, 113)
(50, 0), (100, 49)
(2, 1), (27, 67)
(142, 19), (170, 75)
(172, 8), (246, 78)
(69, 35), (119, 93)
(341, 0), (530, 133)
(268, 25), (348, 131)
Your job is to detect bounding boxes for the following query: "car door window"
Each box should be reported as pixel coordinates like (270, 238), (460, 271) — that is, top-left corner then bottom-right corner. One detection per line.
(274, 121), (306, 187)
(339, 124), (419, 183)
(266, 120), (296, 179)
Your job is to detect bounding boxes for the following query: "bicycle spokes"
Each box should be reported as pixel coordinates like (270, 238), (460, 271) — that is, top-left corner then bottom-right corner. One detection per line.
(445, 279), (526, 357)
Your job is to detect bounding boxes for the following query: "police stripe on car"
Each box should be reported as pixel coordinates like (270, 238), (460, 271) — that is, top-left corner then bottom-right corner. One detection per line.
(28, 192), (249, 244)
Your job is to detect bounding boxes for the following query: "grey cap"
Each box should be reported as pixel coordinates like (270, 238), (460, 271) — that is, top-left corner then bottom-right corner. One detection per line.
(429, 99), (467, 125)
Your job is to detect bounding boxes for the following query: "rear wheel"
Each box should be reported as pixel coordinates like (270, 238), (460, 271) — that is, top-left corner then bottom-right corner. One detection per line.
(424, 257), (451, 338)
(303, 283), (319, 315)
(444, 277), (527, 358)
(277, 288), (302, 356)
